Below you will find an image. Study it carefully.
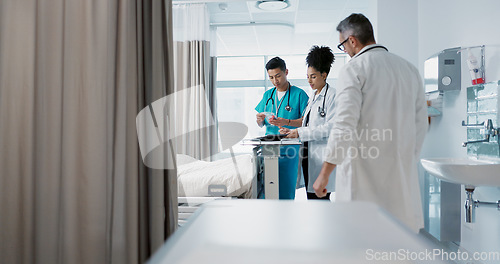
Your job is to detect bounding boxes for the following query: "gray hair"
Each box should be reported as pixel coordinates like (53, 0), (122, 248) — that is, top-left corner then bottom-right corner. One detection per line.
(336, 13), (375, 45)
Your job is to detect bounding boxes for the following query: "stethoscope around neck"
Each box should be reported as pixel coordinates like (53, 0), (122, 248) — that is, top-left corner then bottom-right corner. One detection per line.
(356, 45), (388, 57)
(307, 83), (329, 118)
(265, 82), (292, 113)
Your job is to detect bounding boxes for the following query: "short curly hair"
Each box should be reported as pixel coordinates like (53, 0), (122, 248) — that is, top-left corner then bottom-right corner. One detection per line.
(306, 45), (335, 74)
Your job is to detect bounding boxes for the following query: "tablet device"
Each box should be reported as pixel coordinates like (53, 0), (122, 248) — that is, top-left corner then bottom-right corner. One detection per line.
(255, 133), (288, 141)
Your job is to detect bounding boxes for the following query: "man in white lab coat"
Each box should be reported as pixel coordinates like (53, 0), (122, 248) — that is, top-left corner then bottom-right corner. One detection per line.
(313, 13), (428, 233)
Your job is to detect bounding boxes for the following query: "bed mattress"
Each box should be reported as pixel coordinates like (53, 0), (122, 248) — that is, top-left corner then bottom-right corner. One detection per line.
(177, 154), (255, 197)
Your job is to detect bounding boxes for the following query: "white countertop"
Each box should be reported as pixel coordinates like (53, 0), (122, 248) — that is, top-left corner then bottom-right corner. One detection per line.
(149, 200), (447, 264)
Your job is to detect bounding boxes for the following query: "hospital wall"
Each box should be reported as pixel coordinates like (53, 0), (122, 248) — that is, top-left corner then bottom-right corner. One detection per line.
(378, 0), (500, 261)
(376, 0), (418, 67)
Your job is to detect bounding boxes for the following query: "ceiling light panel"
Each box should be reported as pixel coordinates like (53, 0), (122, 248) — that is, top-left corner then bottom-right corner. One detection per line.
(248, 0), (297, 13)
(256, 0), (289, 11)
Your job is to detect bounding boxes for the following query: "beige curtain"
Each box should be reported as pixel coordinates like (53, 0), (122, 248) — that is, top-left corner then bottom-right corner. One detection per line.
(0, 0), (176, 263)
(172, 4), (217, 160)
(173, 40), (215, 159)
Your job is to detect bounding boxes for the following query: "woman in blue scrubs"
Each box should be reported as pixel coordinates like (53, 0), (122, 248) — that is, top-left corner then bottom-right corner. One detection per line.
(255, 57), (309, 199)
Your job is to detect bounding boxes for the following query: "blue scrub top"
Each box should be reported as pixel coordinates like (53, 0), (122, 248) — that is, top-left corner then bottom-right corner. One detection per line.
(255, 85), (309, 135)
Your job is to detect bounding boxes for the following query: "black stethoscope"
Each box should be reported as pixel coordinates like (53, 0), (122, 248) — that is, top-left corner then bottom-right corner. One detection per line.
(265, 82), (292, 113)
(305, 83), (329, 118)
(318, 83), (329, 117)
(355, 45), (388, 57)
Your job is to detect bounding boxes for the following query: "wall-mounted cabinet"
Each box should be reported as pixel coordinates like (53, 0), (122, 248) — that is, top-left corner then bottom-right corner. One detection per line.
(423, 172), (461, 242)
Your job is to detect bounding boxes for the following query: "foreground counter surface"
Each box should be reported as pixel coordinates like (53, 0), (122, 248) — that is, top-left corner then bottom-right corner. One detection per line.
(148, 200), (447, 264)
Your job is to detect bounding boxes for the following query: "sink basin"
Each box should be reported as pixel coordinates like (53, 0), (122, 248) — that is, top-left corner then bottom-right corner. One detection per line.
(421, 158), (500, 187)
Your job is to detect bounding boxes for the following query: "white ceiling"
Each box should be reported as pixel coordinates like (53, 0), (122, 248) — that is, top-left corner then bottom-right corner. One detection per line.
(174, 0), (377, 56)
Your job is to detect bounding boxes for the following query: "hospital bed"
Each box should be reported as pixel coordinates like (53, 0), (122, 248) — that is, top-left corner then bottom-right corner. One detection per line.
(176, 153), (257, 226)
(176, 137), (301, 225)
(177, 153), (256, 198)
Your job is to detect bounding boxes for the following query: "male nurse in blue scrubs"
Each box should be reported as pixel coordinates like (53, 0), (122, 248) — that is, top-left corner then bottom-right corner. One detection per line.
(255, 57), (309, 199)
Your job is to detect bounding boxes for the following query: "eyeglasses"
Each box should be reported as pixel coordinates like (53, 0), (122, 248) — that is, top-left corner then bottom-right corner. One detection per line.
(337, 36), (350, 51)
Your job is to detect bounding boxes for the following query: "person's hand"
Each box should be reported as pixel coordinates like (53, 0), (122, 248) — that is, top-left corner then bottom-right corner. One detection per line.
(285, 129), (299, 138)
(279, 127), (291, 134)
(269, 117), (288, 127)
(256, 113), (265, 126)
(313, 162), (336, 198)
(313, 173), (329, 198)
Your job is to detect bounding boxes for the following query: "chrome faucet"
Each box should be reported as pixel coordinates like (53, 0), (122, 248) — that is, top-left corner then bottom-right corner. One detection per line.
(462, 119), (498, 147)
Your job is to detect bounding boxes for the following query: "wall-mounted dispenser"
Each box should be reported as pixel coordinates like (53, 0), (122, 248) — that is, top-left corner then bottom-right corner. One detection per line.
(424, 47), (462, 93)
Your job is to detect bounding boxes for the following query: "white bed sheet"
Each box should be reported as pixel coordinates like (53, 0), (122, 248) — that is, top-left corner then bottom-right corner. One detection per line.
(177, 154), (254, 197)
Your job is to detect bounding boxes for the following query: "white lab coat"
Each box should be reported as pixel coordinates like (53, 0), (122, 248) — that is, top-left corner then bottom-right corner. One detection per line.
(297, 83), (336, 193)
(324, 44), (428, 233)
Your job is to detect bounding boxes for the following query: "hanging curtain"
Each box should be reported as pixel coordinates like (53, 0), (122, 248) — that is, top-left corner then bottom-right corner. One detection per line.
(172, 4), (218, 160)
(140, 0), (178, 257)
(0, 0), (176, 263)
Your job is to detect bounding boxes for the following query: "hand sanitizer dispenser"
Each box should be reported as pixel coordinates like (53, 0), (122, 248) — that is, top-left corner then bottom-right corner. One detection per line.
(424, 47), (461, 93)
